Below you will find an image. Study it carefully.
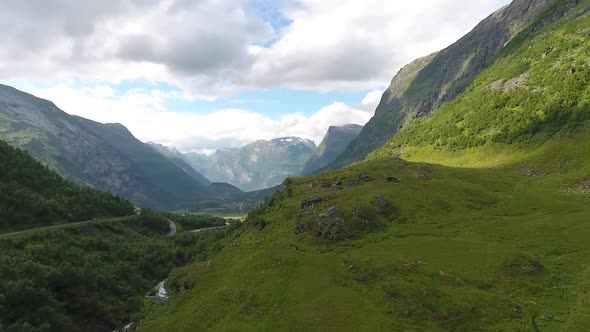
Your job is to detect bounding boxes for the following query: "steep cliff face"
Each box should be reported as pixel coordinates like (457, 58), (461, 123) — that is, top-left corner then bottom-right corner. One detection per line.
(302, 124), (363, 175)
(327, 0), (556, 169)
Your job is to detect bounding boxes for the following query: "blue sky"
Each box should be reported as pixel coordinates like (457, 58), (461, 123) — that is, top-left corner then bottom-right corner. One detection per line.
(0, 0), (511, 153)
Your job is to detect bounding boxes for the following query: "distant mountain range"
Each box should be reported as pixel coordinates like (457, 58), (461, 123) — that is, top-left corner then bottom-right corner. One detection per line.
(0, 83), (364, 209)
(0, 84), (260, 211)
(149, 125), (364, 191)
(184, 137), (317, 192)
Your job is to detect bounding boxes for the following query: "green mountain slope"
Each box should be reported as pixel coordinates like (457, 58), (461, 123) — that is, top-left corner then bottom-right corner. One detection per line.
(327, 0), (555, 169)
(0, 140), (134, 233)
(370, 0), (590, 167)
(135, 1), (590, 330)
(302, 124), (363, 176)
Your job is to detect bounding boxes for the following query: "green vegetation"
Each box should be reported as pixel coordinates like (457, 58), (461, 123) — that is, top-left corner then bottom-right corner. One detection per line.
(136, 153), (590, 331)
(371, 4), (590, 161)
(134, 2), (590, 331)
(0, 140), (135, 233)
(0, 211), (240, 332)
(162, 211), (227, 230)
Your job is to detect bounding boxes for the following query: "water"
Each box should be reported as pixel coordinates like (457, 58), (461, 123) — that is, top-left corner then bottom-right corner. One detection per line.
(145, 279), (169, 302)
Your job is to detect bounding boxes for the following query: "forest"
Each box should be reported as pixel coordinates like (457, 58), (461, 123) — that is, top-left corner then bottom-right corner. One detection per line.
(0, 140), (135, 233)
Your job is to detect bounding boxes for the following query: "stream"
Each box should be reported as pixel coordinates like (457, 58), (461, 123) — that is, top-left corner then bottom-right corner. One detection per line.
(115, 279), (169, 331)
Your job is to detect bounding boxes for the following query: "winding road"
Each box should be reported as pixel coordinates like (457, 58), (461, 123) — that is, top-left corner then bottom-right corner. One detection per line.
(191, 222), (231, 233)
(0, 216), (231, 239)
(0, 215), (135, 239)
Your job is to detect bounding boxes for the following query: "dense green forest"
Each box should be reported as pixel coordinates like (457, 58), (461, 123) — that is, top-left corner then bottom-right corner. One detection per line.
(0, 140), (135, 233)
(0, 211), (238, 332)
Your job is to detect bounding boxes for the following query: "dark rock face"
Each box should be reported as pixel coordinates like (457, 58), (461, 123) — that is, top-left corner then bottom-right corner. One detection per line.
(294, 223), (306, 235)
(312, 217), (348, 241)
(373, 196), (391, 215)
(300, 197), (326, 210)
(386, 176), (401, 183)
(319, 204), (340, 218)
(294, 203), (348, 241)
(346, 174), (374, 187)
(326, 0), (555, 169)
(352, 206), (376, 224)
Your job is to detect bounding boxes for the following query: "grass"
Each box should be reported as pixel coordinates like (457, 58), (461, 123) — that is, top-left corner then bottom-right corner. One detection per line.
(131, 2), (590, 330)
(134, 126), (590, 330)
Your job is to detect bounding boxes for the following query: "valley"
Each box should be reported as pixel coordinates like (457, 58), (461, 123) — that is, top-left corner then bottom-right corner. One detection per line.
(1, 0), (590, 330)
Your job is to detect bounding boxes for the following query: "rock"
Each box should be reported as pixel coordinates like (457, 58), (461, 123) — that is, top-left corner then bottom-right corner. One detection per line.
(352, 206), (375, 224)
(319, 204), (339, 218)
(414, 172), (432, 180)
(521, 263), (541, 274)
(301, 197), (326, 210)
(308, 182), (317, 188)
(577, 179), (590, 190)
(294, 223), (306, 235)
(439, 271), (464, 284)
(346, 174), (374, 186)
(386, 176), (401, 183)
(313, 217), (348, 241)
(347, 180), (360, 186)
(373, 196), (390, 215)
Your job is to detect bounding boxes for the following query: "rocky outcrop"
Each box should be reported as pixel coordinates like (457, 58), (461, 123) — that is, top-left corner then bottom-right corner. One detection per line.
(301, 197), (326, 210)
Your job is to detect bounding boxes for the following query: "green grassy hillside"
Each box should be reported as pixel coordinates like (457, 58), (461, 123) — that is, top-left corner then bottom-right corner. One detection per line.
(134, 1), (590, 331)
(0, 140), (135, 233)
(370, 1), (590, 166)
(136, 145), (590, 330)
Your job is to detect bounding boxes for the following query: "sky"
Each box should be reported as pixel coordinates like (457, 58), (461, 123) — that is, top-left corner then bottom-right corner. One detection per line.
(0, 0), (511, 154)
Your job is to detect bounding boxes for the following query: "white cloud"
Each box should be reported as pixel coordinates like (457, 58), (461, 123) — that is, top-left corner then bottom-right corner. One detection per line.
(0, 0), (512, 98)
(25, 85), (381, 152)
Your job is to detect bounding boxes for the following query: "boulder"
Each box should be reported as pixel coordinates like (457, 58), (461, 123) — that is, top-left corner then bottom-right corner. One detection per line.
(373, 196), (391, 215)
(320, 204), (339, 218)
(313, 217), (348, 241)
(386, 176), (401, 183)
(300, 197), (326, 210)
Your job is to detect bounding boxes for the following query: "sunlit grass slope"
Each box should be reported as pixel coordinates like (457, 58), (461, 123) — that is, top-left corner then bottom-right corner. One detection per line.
(138, 132), (590, 330)
(136, 1), (590, 330)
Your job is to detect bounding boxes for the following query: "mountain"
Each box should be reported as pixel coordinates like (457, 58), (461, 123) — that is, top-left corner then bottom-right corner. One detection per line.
(301, 124), (363, 175)
(0, 139), (134, 233)
(0, 84), (212, 210)
(326, 0), (554, 169)
(137, 0), (590, 330)
(147, 142), (211, 186)
(194, 137), (316, 191)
